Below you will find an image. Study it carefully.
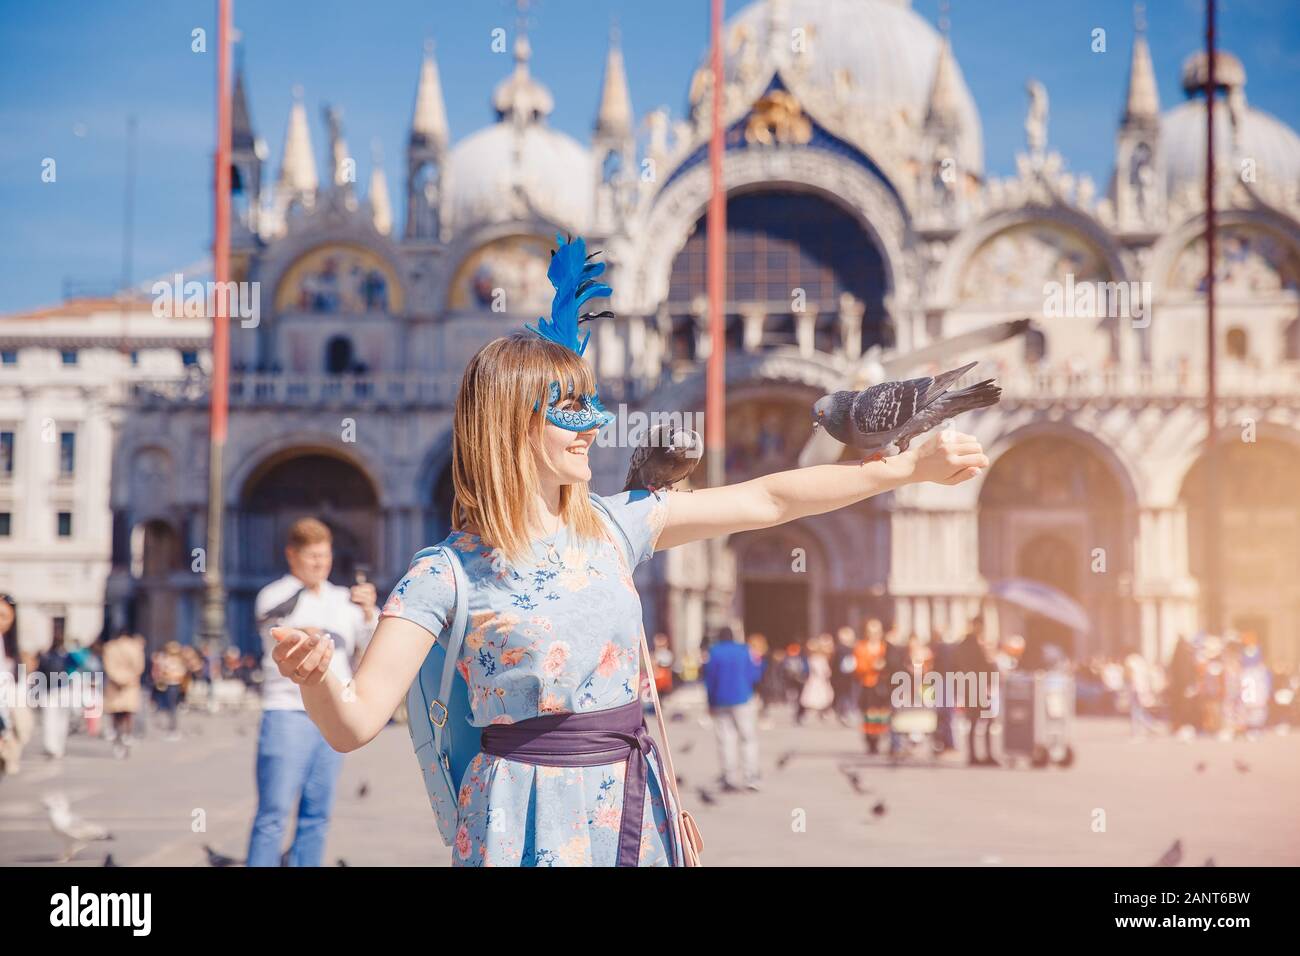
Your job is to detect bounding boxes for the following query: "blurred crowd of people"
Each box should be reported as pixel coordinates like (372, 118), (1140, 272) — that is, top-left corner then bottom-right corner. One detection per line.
(666, 616), (1300, 788)
(0, 590), (270, 778)
(1078, 631), (1295, 741)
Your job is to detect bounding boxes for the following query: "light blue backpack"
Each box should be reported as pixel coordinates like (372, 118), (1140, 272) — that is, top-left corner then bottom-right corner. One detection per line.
(405, 492), (636, 845)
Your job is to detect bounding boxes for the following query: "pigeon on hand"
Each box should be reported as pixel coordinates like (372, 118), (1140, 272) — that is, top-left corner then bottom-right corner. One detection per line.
(43, 793), (114, 863)
(623, 423), (702, 498)
(811, 361), (1001, 461)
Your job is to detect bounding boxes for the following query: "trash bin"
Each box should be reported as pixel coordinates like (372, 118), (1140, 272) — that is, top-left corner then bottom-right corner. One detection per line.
(1000, 670), (1074, 768)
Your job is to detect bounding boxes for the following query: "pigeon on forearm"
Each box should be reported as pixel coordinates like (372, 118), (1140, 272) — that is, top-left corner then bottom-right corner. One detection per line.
(623, 423), (702, 498)
(811, 361), (1001, 460)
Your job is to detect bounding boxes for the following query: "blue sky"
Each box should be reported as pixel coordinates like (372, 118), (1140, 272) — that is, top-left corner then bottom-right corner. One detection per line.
(2, 0), (1298, 313)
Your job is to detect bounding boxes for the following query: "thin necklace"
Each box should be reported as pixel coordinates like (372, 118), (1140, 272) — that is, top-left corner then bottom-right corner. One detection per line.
(534, 509), (564, 566)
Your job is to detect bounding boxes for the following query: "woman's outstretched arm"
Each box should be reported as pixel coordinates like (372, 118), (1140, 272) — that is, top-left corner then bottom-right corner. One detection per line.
(655, 429), (988, 551)
(269, 616), (434, 753)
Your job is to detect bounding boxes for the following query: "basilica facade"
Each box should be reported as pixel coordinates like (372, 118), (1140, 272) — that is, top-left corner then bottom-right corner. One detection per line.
(108, 0), (1300, 669)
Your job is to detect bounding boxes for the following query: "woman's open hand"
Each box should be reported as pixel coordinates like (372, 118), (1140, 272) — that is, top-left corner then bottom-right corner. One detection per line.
(270, 626), (335, 685)
(903, 429), (989, 486)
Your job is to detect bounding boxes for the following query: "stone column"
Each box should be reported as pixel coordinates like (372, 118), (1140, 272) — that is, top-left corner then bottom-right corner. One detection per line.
(690, 295), (710, 362)
(795, 308), (817, 358)
(1133, 505), (1199, 663)
(740, 305), (765, 353)
(839, 292), (864, 360)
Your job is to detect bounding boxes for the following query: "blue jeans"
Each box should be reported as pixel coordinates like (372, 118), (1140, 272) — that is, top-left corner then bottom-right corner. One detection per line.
(246, 709), (343, 867)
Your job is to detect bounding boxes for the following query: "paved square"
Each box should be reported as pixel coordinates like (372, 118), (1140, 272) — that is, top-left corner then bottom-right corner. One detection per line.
(2, 687), (1297, 867)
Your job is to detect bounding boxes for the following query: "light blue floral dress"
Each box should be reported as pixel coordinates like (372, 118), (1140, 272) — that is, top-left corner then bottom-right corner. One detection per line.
(380, 490), (683, 867)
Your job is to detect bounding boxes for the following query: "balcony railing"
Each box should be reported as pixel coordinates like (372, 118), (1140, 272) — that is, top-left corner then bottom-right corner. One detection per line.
(995, 365), (1300, 401)
(122, 362), (1300, 413)
(125, 371), (460, 409)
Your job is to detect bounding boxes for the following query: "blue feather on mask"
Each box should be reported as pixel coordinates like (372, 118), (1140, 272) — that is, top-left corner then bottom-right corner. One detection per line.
(524, 233), (613, 356)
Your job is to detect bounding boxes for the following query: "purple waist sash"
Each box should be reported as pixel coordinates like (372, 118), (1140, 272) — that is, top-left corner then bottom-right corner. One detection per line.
(479, 700), (664, 867)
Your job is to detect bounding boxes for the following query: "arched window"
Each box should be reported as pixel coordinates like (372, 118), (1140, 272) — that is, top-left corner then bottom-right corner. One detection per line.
(1024, 326), (1048, 364)
(667, 190), (887, 354)
(601, 149), (622, 184)
(1225, 326), (1248, 360)
(1286, 318), (1300, 361)
(325, 335), (355, 374)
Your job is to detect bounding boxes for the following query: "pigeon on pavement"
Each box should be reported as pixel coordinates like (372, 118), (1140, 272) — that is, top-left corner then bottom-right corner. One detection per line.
(811, 361), (1001, 460)
(1154, 839), (1183, 867)
(205, 844), (244, 868)
(43, 793), (114, 863)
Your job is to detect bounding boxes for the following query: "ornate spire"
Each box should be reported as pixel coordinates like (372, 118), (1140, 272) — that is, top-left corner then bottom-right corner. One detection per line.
(595, 21), (632, 138)
(277, 86), (318, 195)
(924, 34), (962, 129)
(492, 31), (554, 125)
(411, 38), (449, 153)
(324, 104), (351, 189)
(232, 58), (256, 152)
(1122, 4), (1159, 125)
(368, 141), (392, 235)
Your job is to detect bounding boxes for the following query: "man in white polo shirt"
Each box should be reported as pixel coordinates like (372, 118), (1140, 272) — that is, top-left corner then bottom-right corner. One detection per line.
(245, 517), (377, 866)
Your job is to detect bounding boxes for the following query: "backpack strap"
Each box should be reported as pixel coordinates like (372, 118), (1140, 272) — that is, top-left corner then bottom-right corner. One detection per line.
(419, 544), (469, 748)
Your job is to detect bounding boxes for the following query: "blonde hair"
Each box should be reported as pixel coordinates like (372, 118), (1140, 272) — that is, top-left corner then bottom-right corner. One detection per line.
(450, 332), (608, 565)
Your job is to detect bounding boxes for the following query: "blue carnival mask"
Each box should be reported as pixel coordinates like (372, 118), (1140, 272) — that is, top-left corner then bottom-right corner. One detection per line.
(523, 234), (619, 429)
(533, 379), (615, 432)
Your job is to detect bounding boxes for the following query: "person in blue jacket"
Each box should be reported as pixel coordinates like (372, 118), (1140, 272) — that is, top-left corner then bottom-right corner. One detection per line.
(702, 626), (764, 792)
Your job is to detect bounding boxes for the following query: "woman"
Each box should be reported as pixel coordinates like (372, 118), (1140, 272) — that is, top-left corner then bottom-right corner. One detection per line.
(799, 633), (836, 724)
(37, 632), (74, 759)
(0, 594), (34, 775)
(854, 621), (890, 754)
(1125, 652), (1160, 739)
(268, 237), (987, 866)
(152, 642), (186, 741)
(102, 629), (147, 758)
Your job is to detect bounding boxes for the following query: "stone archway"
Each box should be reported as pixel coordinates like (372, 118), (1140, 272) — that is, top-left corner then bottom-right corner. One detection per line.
(239, 451), (381, 587)
(1181, 438), (1300, 668)
(731, 524), (828, 651)
(1014, 533), (1081, 667)
(979, 434), (1132, 661)
(131, 519), (182, 650)
(663, 187), (891, 357)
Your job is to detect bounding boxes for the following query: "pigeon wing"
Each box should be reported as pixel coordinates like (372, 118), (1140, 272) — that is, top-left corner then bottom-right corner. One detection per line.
(622, 441), (652, 491)
(894, 379), (1001, 448)
(919, 361), (977, 406)
(850, 378), (927, 437)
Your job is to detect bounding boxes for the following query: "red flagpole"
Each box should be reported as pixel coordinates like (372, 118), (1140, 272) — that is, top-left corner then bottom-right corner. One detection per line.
(202, 0), (233, 649)
(705, 0), (726, 488)
(1203, 0), (1221, 635)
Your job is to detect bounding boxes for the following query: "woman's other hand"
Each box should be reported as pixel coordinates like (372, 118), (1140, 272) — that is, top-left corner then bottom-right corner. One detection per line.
(270, 626), (335, 685)
(903, 430), (989, 486)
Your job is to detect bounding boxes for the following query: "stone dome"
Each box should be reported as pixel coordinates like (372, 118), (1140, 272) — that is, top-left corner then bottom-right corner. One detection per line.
(1161, 52), (1300, 194)
(444, 123), (593, 234)
(443, 35), (594, 234)
(704, 0), (984, 174)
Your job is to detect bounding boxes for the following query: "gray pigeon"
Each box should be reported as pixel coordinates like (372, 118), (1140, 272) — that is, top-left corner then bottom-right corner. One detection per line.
(623, 423), (702, 497)
(811, 361), (1001, 459)
(1154, 839), (1183, 867)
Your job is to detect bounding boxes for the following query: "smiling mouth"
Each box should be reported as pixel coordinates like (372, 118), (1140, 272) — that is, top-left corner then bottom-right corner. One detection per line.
(566, 446), (588, 456)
